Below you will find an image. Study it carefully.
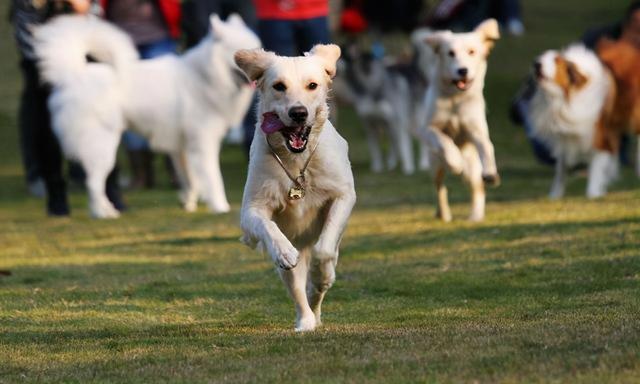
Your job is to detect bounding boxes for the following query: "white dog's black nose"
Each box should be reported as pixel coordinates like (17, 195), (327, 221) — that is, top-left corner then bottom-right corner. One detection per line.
(288, 106), (308, 124)
(457, 68), (468, 77)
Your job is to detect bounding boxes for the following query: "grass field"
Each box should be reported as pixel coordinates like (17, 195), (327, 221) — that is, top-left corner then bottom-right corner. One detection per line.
(1, 1), (640, 383)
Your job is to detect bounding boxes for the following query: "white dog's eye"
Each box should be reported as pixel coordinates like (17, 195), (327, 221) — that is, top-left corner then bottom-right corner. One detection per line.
(468, 49), (475, 56)
(448, 50), (455, 57)
(273, 82), (287, 92)
(308, 82), (318, 90)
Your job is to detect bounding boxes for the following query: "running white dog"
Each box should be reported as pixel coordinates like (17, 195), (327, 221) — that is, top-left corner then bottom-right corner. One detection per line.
(235, 44), (356, 332)
(33, 14), (260, 218)
(415, 19), (501, 222)
(530, 44), (615, 199)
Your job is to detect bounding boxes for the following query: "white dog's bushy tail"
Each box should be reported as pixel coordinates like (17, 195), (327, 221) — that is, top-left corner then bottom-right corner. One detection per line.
(33, 15), (138, 86)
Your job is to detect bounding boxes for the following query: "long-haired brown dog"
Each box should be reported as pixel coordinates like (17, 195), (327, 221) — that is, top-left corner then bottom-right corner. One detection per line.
(596, 39), (640, 178)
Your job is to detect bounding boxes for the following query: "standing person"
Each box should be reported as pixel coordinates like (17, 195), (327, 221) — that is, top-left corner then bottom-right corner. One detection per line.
(182, 0), (257, 48)
(10, 0), (99, 216)
(100, 0), (181, 189)
(243, 0), (331, 150)
(254, 0), (330, 56)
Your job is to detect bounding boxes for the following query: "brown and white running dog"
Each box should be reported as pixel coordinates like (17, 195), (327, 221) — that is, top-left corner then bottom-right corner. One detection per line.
(529, 44), (615, 199)
(235, 45), (356, 332)
(414, 19), (501, 222)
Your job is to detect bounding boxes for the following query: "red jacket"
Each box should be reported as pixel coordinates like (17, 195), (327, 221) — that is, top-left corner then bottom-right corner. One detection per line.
(99, 0), (181, 38)
(254, 0), (328, 20)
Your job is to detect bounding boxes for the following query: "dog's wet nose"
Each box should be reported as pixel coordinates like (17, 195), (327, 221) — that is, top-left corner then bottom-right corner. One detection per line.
(457, 68), (468, 77)
(288, 106), (308, 124)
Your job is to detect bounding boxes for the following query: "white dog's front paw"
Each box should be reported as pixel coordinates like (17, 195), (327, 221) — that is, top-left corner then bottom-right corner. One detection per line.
(272, 242), (299, 270)
(295, 315), (317, 332)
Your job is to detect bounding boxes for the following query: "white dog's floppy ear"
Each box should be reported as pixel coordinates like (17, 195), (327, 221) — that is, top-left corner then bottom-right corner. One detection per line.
(310, 44), (341, 78)
(475, 18), (500, 51)
(234, 49), (276, 81)
(423, 31), (451, 54)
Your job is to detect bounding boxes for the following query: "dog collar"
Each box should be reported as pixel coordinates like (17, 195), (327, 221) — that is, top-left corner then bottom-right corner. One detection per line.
(266, 135), (320, 201)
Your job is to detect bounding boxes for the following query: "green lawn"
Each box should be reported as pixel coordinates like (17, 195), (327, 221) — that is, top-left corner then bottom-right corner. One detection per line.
(1, 2), (639, 383)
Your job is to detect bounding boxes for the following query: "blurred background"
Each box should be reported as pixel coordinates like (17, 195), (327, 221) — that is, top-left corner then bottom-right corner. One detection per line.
(0, 0), (634, 213)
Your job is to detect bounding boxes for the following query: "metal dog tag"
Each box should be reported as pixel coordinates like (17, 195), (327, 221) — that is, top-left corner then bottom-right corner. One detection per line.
(288, 186), (305, 200)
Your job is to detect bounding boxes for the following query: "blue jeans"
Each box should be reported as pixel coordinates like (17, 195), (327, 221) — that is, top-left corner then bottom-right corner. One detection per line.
(122, 38), (177, 150)
(257, 17), (330, 56)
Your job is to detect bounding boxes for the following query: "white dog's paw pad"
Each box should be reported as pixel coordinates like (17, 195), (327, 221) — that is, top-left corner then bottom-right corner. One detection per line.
(274, 245), (299, 270)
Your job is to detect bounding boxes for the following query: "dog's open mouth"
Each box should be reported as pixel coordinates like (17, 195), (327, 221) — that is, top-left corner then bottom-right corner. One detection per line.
(282, 125), (311, 152)
(262, 112), (311, 153)
(452, 78), (473, 91)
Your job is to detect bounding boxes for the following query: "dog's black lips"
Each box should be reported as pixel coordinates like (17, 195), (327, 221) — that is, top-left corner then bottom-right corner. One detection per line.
(281, 125), (311, 153)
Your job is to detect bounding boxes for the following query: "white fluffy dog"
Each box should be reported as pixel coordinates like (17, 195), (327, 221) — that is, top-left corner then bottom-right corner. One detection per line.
(530, 44), (615, 199)
(33, 14), (260, 218)
(415, 19), (501, 222)
(235, 45), (356, 332)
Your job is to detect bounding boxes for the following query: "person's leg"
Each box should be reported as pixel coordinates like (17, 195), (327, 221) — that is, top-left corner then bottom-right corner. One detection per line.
(496, 0), (525, 35)
(258, 19), (296, 56)
(222, 0), (257, 30)
(18, 59), (45, 196)
(138, 38), (178, 59)
(26, 59), (69, 215)
(296, 16), (331, 54)
(242, 94), (258, 156)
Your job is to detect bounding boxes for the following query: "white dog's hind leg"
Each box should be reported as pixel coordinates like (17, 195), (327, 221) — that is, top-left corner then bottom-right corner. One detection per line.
(308, 258), (336, 326)
(310, 191), (355, 324)
(86, 170), (120, 219)
(79, 133), (120, 219)
(587, 151), (618, 198)
(278, 249), (316, 332)
(171, 152), (198, 212)
(461, 143), (485, 221)
(187, 127), (231, 213)
(433, 164), (452, 222)
(549, 157), (566, 200)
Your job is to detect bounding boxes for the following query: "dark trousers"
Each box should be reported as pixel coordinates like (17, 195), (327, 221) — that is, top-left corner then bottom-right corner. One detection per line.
(19, 58), (68, 214)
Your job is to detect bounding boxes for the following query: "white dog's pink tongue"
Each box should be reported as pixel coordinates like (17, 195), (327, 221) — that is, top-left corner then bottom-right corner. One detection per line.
(261, 112), (285, 134)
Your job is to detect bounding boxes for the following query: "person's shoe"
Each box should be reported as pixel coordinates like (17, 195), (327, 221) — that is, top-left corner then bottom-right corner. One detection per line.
(28, 178), (46, 198)
(47, 196), (70, 217)
(507, 19), (525, 36)
(46, 180), (70, 217)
